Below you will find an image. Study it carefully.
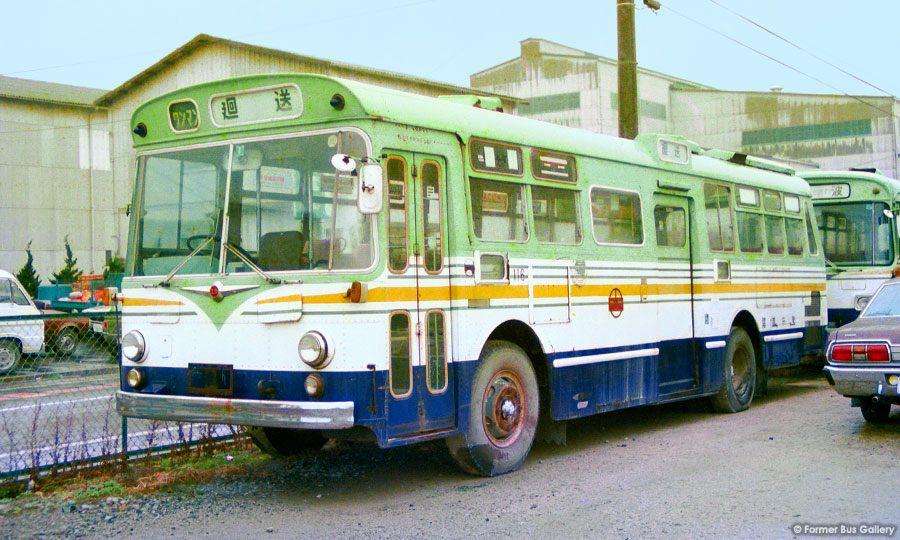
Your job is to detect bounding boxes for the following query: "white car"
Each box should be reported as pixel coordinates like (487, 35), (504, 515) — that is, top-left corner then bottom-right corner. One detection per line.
(0, 269), (44, 374)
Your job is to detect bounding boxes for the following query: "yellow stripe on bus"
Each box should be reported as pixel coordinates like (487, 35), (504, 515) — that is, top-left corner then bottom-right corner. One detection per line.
(298, 281), (825, 304)
(123, 298), (183, 307)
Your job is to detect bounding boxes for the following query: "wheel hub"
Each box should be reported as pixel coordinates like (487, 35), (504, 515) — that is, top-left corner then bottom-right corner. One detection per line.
(483, 373), (524, 444)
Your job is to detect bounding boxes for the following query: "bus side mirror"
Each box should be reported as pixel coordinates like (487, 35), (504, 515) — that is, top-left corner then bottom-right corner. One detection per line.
(358, 163), (383, 214)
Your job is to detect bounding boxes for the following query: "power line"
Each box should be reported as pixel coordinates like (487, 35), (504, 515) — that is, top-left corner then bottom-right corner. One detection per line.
(660, 2), (898, 120)
(707, 0), (897, 99)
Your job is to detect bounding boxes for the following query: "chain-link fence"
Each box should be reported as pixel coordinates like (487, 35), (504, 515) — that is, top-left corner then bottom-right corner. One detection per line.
(0, 310), (236, 480)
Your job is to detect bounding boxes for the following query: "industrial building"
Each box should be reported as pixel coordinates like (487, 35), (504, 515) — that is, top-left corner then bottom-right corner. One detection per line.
(471, 38), (900, 177)
(0, 34), (518, 279)
(2, 34), (899, 278)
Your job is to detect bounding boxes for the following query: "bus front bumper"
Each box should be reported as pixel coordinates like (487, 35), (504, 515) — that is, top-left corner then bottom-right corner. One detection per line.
(116, 391), (354, 430)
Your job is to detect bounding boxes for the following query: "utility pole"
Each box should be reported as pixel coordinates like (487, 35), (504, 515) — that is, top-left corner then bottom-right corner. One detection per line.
(617, 0), (639, 139)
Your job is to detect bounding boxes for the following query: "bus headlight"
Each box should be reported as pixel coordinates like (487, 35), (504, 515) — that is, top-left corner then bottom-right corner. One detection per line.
(122, 331), (147, 362)
(298, 331), (329, 368)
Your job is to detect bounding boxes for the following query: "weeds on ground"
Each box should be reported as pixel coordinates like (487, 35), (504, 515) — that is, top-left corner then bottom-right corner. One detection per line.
(0, 437), (268, 510)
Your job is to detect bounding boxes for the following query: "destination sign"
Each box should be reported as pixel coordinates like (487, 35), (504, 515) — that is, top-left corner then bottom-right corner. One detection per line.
(168, 100), (199, 132)
(210, 84), (303, 127)
(811, 183), (851, 200)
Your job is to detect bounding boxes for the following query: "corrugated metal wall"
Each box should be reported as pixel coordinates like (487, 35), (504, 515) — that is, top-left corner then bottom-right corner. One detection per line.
(0, 100), (114, 278)
(670, 90), (900, 177)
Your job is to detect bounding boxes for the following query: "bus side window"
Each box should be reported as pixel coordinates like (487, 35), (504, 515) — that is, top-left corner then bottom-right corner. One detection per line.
(654, 206), (685, 248)
(703, 183), (735, 251)
(786, 218), (804, 255)
(533, 185), (582, 245)
(386, 157), (408, 273)
(389, 312), (412, 398)
(590, 187), (643, 245)
(805, 205), (818, 255)
(765, 215), (785, 255)
(736, 212), (763, 253)
(469, 178), (528, 242)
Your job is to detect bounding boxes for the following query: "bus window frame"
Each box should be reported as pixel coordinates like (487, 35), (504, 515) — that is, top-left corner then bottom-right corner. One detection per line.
(388, 310), (413, 399)
(468, 177), (531, 244)
(385, 155), (410, 274)
(588, 185), (645, 247)
(419, 159), (445, 275)
(469, 138), (525, 178)
(424, 309), (449, 395)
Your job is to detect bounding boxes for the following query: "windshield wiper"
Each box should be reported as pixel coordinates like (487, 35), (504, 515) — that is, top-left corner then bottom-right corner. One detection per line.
(823, 257), (843, 273)
(224, 243), (281, 284)
(157, 236), (217, 287)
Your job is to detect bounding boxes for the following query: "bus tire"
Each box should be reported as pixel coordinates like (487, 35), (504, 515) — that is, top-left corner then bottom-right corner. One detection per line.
(445, 340), (539, 476)
(710, 327), (756, 413)
(247, 427), (327, 457)
(0, 340), (22, 375)
(860, 400), (891, 423)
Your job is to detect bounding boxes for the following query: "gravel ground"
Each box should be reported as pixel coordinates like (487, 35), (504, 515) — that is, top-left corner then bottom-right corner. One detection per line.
(2, 369), (898, 540)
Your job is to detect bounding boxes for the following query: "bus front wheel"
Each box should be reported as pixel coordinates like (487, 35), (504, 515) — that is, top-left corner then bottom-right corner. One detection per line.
(247, 427), (327, 457)
(446, 340), (539, 476)
(711, 327), (756, 413)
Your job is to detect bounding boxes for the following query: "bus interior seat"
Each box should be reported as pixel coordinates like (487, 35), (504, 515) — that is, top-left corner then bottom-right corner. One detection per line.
(258, 231), (306, 271)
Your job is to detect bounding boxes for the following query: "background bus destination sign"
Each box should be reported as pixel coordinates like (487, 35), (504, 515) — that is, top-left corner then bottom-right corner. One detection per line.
(210, 84), (303, 127)
(811, 183), (851, 200)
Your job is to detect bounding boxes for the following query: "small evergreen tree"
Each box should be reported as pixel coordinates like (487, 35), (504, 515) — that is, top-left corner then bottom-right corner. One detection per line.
(15, 241), (41, 298)
(103, 253), (125, 280)
(51, 236), (83, 284)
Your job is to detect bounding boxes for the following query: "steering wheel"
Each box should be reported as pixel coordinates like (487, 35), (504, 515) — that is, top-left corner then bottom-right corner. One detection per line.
(186, 235), (216, 251)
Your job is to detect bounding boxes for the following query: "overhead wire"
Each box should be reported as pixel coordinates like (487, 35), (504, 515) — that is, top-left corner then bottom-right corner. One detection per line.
(660, 2), (898, 120)
(707, 0), (897, 100)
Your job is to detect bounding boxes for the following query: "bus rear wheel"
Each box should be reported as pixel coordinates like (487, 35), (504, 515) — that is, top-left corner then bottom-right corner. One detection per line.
(247, 427), (327, 457)
(446, 340), (539, 476)
(710, 327), (756, 413)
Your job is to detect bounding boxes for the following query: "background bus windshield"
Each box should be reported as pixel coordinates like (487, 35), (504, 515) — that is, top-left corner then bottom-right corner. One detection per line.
(815, 202), (894, 266)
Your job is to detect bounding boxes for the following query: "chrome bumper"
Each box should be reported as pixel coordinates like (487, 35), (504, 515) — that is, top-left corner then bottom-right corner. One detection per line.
(824, 366), (900, 398)
(116, 391), (354, 430)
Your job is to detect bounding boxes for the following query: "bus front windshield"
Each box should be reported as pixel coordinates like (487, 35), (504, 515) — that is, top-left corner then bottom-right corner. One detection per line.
(815, 202), (894, 267)
(133, 131), (375, 277)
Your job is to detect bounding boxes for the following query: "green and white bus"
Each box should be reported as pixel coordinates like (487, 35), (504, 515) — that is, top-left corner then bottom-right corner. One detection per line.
(799, 169), (900, 328)
(116, 74), (826, 476)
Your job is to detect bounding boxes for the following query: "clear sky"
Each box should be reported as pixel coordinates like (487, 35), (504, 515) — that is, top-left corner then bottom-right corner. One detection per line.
(2, 0), (898, 99)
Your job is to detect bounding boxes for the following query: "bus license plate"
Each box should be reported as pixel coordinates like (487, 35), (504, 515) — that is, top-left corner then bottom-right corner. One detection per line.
(187, 364), (233, 397)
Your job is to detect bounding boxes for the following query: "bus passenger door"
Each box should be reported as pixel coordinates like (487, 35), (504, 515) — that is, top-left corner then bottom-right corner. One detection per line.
(384, 151), (455, 440)
(652, 193), (698, 396)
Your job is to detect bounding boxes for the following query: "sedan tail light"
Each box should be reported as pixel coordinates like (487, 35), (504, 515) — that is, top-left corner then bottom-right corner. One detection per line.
(830, 344), (891, 362)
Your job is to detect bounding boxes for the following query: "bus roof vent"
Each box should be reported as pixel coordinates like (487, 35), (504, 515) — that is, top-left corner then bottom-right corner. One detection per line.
(849, 167), (880, 174)
(702, 148), (795, 176)
(438, 95), (504, 112)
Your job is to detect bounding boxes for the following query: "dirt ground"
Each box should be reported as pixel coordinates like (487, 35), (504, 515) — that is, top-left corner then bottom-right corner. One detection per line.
(3, 369), (898, 540)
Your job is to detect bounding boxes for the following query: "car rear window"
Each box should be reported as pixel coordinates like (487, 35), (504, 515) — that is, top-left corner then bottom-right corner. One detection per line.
(864, 283), (900, 317)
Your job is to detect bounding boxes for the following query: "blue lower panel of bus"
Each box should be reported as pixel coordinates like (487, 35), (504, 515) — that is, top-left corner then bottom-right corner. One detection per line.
(121, 329), (815, 446)
(119, 364), (458, 447)
(546, 337), (726, 422)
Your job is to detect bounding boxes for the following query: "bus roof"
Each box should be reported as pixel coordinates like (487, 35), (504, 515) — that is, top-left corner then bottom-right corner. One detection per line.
(799, 169), (900, 198)
(131, 73), (810, 196)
